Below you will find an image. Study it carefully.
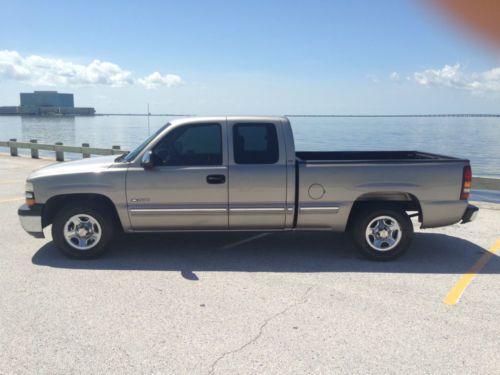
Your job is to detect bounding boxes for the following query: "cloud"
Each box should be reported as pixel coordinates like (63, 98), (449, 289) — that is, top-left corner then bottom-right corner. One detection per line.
(137, 72), (184, 89)
(413, 63), (500, 93)
(390, 72), (400, 81)
(367, 74), (380, 83)
(0, 50), (182, 89)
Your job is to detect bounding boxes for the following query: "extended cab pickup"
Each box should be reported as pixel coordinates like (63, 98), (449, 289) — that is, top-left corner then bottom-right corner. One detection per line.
(18, 116), (478, 260)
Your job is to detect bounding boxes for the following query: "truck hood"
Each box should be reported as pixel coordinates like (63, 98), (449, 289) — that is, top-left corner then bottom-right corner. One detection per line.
(28, 155), (119, 180)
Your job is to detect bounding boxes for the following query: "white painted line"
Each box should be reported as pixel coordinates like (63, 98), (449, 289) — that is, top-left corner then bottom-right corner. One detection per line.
(221, 233), (271, 249)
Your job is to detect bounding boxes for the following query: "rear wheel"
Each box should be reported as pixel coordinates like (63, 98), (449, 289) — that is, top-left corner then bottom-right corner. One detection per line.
(351, 207), (413, 260)
(52, 204), (115, 259)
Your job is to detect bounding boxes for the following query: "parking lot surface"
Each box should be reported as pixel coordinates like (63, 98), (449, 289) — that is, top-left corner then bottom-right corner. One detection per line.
(1, 155), (499, 374)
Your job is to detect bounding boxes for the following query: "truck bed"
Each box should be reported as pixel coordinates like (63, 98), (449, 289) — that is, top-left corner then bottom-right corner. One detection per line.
(296, 151), (464, 164)
(294, 150), (469, 230)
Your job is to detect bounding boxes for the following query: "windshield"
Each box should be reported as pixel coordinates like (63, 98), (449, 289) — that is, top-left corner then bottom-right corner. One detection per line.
(122, 123), (169, 162)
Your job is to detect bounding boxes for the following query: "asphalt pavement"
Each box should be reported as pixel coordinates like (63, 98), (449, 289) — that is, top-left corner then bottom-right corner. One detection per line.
(1, 155), (499, 374)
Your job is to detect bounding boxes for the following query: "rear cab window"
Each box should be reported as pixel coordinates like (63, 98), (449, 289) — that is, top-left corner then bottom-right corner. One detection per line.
(233, 123), (279, 164)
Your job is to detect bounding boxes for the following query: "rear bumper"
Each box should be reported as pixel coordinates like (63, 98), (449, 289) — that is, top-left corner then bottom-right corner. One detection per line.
(18, 204), (45, 238)
(461, 204), (479, 224)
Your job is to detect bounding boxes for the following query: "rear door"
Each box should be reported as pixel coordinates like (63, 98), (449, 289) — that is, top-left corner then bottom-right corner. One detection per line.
(227, 120), (288, 229)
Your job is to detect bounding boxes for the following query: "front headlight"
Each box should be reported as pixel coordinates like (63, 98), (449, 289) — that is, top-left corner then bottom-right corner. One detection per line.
(25, 181), (35, 206)
(25, 181), (34, 193)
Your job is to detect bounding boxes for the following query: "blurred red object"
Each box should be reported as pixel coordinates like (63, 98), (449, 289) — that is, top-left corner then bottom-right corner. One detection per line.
(431, 0), (500, 46)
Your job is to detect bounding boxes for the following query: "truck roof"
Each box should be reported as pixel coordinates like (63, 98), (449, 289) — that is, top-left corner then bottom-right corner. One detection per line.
(169, 115), (288, 126)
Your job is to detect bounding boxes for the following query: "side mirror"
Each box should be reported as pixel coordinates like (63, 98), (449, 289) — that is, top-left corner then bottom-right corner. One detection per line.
(141, 150), (155, 169)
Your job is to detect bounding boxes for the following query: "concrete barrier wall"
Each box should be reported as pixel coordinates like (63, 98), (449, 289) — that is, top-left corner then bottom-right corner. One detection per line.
(0, 139), (127, 161)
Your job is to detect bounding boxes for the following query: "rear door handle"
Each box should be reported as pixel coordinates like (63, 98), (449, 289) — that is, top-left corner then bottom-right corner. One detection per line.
(206, 174), (226, 184)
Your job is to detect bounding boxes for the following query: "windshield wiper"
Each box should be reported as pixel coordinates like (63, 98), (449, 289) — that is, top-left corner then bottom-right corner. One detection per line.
(115, 151), (130, 162)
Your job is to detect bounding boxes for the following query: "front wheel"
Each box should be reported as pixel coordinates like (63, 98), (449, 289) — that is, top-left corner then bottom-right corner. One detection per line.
(52, 204), (115, 259)
(351, 207), (413, 261)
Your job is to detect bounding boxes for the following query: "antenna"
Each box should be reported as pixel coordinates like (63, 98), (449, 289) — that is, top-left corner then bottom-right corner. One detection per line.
(147, 103), (150, 135)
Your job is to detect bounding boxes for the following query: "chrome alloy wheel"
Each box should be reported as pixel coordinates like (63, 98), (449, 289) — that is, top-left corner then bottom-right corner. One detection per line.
(365, 215), (402, 251)
(63, 214), (102, 250)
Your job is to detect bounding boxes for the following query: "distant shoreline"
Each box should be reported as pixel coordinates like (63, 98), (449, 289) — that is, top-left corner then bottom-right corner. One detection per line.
(95, 113), (500, 118)
(2, 113), (500, 118)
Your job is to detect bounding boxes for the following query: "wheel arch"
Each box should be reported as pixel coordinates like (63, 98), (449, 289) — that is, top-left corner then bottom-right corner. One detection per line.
(346, 191), (422, 231)
(42, 193), (122, 229)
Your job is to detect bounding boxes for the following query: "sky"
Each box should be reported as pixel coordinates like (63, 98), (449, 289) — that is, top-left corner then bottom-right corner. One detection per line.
(0, 0), (499, 115)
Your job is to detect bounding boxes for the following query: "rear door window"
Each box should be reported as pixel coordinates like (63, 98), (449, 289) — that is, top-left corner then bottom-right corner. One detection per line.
(233, 123), (279, 164)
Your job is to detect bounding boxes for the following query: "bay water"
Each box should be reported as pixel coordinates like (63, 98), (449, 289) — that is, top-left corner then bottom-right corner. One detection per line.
(0, 115), (499, 178)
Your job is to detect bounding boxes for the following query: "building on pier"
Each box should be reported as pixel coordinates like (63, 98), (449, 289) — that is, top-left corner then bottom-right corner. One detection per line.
(0, 91), (95, 116)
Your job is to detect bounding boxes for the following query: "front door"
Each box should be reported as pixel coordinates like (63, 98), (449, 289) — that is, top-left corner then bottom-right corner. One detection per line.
(126, 122), (228, 230)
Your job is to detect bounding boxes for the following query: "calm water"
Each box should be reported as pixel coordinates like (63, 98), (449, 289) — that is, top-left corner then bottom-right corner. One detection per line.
(0, 115), (499, 177)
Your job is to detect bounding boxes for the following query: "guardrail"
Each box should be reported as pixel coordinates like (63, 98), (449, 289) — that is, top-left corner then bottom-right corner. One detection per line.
(0, 139), (128, 161)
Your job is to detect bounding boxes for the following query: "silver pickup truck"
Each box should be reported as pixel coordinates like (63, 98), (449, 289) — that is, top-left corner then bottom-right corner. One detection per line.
(18, 116), (478, 260)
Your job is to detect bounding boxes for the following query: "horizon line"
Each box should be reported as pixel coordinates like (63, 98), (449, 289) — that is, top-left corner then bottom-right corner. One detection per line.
(94, 113), (500, 118)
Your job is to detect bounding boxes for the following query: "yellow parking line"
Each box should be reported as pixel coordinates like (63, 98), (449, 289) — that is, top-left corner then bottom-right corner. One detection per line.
(443, 239), (500, 305)
(0, 197), (24, 203)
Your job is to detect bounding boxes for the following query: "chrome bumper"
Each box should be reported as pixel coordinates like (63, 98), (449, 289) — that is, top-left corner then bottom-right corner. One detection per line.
(461, 204), (479, 224)
(18, 204), (45, 238)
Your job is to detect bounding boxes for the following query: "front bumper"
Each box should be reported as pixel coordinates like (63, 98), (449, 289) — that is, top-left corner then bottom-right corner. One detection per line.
(461, 204), (479, 224)
(18, 204), (45, 238)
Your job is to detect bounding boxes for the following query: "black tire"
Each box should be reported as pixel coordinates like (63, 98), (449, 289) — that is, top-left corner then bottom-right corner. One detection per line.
(351, 207), (413, 261)
(51, 204), (115, 259)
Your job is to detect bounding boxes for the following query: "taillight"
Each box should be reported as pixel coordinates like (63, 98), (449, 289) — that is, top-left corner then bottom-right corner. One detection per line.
(460, 165), (472, 200)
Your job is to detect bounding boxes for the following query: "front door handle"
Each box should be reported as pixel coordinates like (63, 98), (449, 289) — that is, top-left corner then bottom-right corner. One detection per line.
(206, 174), (226, 184)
